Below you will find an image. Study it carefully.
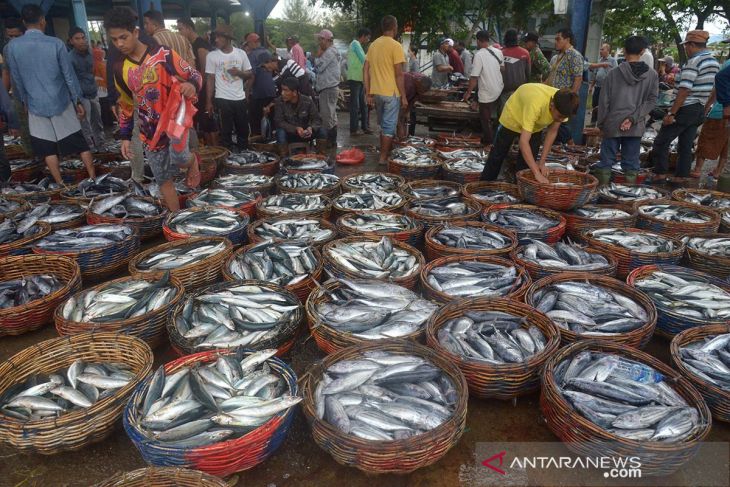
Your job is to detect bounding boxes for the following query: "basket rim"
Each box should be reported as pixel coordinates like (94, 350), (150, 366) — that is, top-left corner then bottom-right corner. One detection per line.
(322, 235), (425, 282)
(341, 172), (406, 191)
(510, 242), (618, 274)
(222, 241), (323, 285)
(635, 198), (721, 226)
(425, 220), (518, 256)
(669, 323), (730, 399)
(31, 223), (139, 256)
(247, 216), (337, 245)
(580, 227), (686, 258)
(129, 236), (233, 274)
(163, 206), (249, 239)
(87, 195), (168, 223)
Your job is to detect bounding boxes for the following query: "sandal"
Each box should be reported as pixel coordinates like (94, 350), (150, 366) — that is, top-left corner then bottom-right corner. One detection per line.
(185, 153), (201, 188)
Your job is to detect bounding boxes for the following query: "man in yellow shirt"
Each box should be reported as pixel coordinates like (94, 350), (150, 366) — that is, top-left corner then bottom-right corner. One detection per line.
(364, 15), (407, 164)
(481, 83), (579, 182)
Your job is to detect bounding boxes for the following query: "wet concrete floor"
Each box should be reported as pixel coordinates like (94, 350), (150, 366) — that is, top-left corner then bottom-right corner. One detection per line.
(1, 114), (729, 486)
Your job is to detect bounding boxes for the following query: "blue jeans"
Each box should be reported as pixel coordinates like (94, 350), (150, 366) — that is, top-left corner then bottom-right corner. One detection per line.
(348, 80), (368, 132)
(276, 127), (328, 144)
(599, 136), (641, 172)
(375, 95), (400, 138)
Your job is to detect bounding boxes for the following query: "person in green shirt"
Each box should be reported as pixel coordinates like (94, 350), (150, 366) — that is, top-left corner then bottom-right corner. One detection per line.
(347, 28), (372, 135)
(523, 32), (550, 83)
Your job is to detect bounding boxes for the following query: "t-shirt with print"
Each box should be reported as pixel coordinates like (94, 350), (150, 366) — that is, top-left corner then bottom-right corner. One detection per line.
(205, 47), (251, 101)
(549, 47), (584, 89)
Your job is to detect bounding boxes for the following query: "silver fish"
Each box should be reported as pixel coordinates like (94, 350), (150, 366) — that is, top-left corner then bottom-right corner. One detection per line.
(334, 190), (404, 211)
(571, 206), (631, 219)
(325, 237), (419, 280)
(343, 173), (403, 192)
(678, 191), (730, 209)
(34, 224), (135, 251)
(254, 218), (334, 243)
(136, 241), (228, 271)
(683, 236), (730, 257)
(278, 173), (339, 191)
(443, 158), (485, 173)
(426, 260), (524, 298)
(226, 150), (278, 166)
(588, 228), (678, 253)
(633, 270), (730, 320)
(167, 207), (247, 236)
(227, 240), (319, 286)
(408, 196), (473, 217)
(431, 225), (512, 251)
(390, 146), (438, 166)
(598, 184), (664, 202)
(258, 194), (328, 216)
(188, 189), (258, 209)
(517, 240), (611, 271)
(214, 173), (272, 190)
(638, 204), (712, 223)
(678, 332), (730, 390)
(0, 274), (62, 308)
(339, 212), (418, 234)
(484, 207), (559, 235)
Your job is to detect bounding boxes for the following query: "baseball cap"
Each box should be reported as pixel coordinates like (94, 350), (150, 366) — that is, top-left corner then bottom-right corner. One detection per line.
(681, 30), (710, 44)
(523, 32), (539, 43)
(316, 29), (334, 40)
(445, 38), (454, 47)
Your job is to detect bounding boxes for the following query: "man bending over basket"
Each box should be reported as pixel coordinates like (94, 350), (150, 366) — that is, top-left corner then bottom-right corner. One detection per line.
(104, 7), (202, 211)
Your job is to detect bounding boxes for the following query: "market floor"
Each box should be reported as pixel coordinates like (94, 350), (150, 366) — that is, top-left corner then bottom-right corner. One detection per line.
(1, 113), (728, 487)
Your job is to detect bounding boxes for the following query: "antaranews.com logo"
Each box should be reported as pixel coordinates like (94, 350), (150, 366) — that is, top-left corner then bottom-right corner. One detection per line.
(482, 450), (642, 479)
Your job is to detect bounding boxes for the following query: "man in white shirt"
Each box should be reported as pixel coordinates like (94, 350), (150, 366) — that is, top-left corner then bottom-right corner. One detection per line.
(640, 46), (654, 70)
(462, 30), (504, 145)
(205, 24), (253, 152)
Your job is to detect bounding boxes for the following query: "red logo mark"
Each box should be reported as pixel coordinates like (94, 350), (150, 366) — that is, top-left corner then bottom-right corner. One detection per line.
(482, 451), (507, 475)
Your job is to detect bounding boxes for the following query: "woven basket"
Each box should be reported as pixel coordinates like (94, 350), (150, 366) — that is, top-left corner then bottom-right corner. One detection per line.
(420, 254), (531, 304)
(322, 236), (425, 290)
(336, 210), (424, 248)
(87, 197), (168, 240)
(0, 332), (152, 455)
(162, 207), (249, 244)
(0, 221), (52, 257)
(247, 216), (337, 247)
(441, 161), (485, 185)
(222, 152), (280, 176)
(222, 244), (323, 302)
(511, 244), (618, 280)
(636, 199), (720, 238)
(462, 181), (521, 206)
(300, 339), (468, 474)
(562, 204), (637, 240)
(331, 191), (406, 220)
(128, 237), (233, 291)
(405, 198), (481, 233)
(402, 179), (462, 201)
(9, 160), (44, 182)
(186, 191), (261, 219)
(626, 264), (730, 338)
(167, 280), (303, 356)
(211, 175), (275, 196)
(305, 279), (433, 354)
(541, 339), (712, 476)
(525, 272), (657, 348)
(12, 183), (68, 202)
(39, 202), (87, 231)
(94, 467), (227, 487)
(598, 184), (670, 211)
(671, 188), (730, 213)
(434, 133), (482, 148)
(32, 226), (140, 281)
(0, 197), (30, 220)
(683, 233), (730, 279)
(281, 154), (334, 175)
(580, 228), (685, 279)
(44, 164), (91, 184)
(123, 348), (298, 477)
(54, 275), (184, 348)
(256, 194), (332, 220)
(426, 297), (560, 399)
(424, 221), (517, 261)
(516, 169), (598, 211)
(722, 211), (730, 234)
(196, 146), (229, 184)
(0, 255), (81, 336)
(670, 324), (730, 422)
(481, 204), (566, 245)
(388, 158), (442, 182)
(276, 174), (341, 199)
(341, 172), (405, 192)
(394, 136), (436, 147)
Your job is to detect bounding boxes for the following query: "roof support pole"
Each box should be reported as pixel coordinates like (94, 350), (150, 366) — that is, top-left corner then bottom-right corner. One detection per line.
(569, 0), (592, 144)
(71, 0), (90, 37)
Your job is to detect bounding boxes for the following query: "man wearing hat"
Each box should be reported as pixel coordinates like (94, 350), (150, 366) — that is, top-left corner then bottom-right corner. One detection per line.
(205, 24), (253, 152)
(287, 36), (306, 71)
(446, 38), (465, 75)
(314, 29), (341, 150)
(523, 32), (550, 83)
(651, 30), (720, 180)
(432, 38), (454, 88)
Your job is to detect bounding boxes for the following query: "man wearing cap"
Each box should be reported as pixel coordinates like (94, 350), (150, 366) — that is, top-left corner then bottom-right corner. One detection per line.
(205, 24), (253, 152)
(651, 30), (719, 180)
(314, 29), (341, 149)
(446, 39), (465, 75)
(523, 32), (550, 83)
(432, 38), (454, 88)
(247, 33), (277, 136)
(287, 36), (306, 71)
(480, 85), (579, 183)
(462, 30), (504, 146)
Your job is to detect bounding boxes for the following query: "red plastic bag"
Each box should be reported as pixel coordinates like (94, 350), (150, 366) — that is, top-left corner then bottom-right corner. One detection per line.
(336, 148), (365, 165)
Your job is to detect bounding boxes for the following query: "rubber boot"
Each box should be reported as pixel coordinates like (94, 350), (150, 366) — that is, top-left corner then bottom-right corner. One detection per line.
(316, 139), (329, 156)
(623, 171), (638, 185)
(591, 167), (612, 185)
(718, 173), (730, 193)
(278, 143), (289, 158)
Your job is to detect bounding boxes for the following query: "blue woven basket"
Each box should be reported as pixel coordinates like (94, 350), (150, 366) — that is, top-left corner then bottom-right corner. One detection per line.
(123, 349), (299, 477)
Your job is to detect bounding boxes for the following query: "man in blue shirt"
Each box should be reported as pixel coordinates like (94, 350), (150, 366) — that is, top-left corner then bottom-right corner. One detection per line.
(68, 27), (105, 152)
(5, 4), (95, 184)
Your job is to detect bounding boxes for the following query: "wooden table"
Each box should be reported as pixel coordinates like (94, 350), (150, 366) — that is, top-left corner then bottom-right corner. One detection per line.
(415, 101), (481, 132)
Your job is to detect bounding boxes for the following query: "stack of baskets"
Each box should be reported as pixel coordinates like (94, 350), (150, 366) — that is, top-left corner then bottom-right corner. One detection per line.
(195, 146), (229, 184)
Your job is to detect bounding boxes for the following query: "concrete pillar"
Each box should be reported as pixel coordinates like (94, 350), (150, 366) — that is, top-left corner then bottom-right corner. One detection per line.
(71, 0), (89, 38)
(570, 0), (593, 143)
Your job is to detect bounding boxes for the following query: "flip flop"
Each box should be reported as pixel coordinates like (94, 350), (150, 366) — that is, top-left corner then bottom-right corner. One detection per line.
(186, 153), (201, 188)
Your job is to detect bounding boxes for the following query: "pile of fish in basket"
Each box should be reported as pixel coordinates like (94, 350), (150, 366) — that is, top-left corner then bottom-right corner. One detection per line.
(0, 140), (729, 483)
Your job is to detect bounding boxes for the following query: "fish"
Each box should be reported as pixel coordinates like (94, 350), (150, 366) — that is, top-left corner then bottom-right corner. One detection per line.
(517, 240), (611, 271)
(64, 174), (129, 199)
(437, 310), (547, 363)
(426, 260), (525, 298)
(443, 158), (486, 173)
(187, 189), (258, 209)
(408, 196), (473, 218)
(431, 224), (512, 251)
(438, 149), (487, 160)
(34, 224), (135, 251)
(0, 274), (62, 309)
(172, 283), (301, 350)
(282, 156), (330, 171)
(58, 159), (87, 170)
(226, 240), (319, 286)
(683, 236), (730, 257)
(678, 333), (730, 390)
(587, 228), (678, 253)
(633, 270), (730, 320)
(0, 197), (23, 214)
(145, 180), (195, 198)
(532, 280), (648, 335)
(136, 241), (228, 271)
(313, 278), (439, 339)
(0, 217), (45, 245)
(571, 206), (632, 219)
(343, 173), (403, 192)
(225, 150), (278, 166)
(278, 173), (339, 191)
(254, 218), (334, 243)
(678, 191), (730, 209)
(214, 174), (272, 190)
(339, 212), (418, 234)
(316, 351), (456, 440)
(598, 184), (664, 203)
(467, 188), (519, 204)
(334, 191), (404, 211)
(390, 146), (439, 166)
(637, 204), (712, 223)
(325, 237), (419, 280)
(15, 203), (84, 226)
(483, 207), (559, 237)
(1, 177), (62, 196)
(399, 136), (435, 146)
(405, 184), (460, 201)
(0, 359), (133, 421)
(167, 207), (247, 236)
(90, 194), (162, 218)
(556, 351), (699, 443)
(8, 158), (39, 171)
(60, 274), (178, 323)
(258, 194), (328, 216)
(135, 350), (300, 447)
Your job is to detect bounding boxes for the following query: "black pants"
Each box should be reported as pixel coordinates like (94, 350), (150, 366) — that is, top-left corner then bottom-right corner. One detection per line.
(0, 138), (9, 182)
(651, 103), (705, 177)
(216, 98), (249, 150)
(479, 102), (495, 145)
(591, 86), (601, 123)
(480, 124), (542, 181)
(249, 97), (274, 136)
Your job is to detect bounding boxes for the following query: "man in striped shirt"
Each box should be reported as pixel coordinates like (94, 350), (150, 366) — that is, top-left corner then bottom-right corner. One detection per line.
(651, 30), (720, 179)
